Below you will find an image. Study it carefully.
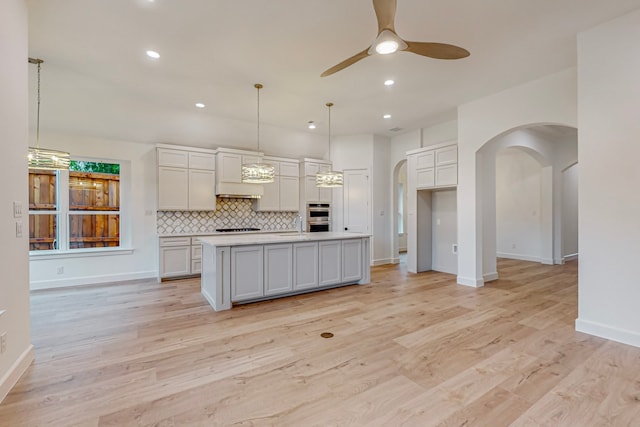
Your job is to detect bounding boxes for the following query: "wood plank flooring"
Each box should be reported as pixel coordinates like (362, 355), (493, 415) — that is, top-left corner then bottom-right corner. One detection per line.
(2, 259), (640, 426)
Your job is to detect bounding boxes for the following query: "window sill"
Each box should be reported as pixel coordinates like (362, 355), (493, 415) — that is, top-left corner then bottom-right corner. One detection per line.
(29, 247), (134, 261)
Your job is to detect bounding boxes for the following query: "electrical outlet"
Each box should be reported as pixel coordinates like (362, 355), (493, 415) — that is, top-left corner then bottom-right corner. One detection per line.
(57, 266), (64, 275)
(452, 244), (458, 254)
(512, 243), (517, 249)
(0, 332), (7, 354)
(15, 221), (23, 237)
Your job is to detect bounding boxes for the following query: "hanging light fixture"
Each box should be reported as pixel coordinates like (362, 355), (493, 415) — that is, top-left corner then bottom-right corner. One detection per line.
(241, 83), (275, 184)
(316, 102), (343, 188)
(27, 58), (70, 170)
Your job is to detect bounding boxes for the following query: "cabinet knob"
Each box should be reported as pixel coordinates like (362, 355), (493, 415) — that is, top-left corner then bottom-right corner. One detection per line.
(344, 227), (348, 231)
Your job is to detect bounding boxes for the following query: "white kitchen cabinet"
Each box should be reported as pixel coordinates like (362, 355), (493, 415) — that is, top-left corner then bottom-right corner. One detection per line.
(159, 237), (192, 278)
(407, 142), (457, 190)
(304, 176), (332, 204)
(217, 152), (243, 184)
(279, 176), (300, 210)
(300, 159), (333, 207)
(319, 240), (342, 286)
(231, 245), (264, 301)
(157, 145), (216, 211)
(264, 244), (293, 296)
(188, 169), (216, 210)
(158, 167), (189, 210)
(342, 239), (363, 282)
(191, 240), (202, 274)
(253, 158), (300, 212)
(293, 242), (319, 290)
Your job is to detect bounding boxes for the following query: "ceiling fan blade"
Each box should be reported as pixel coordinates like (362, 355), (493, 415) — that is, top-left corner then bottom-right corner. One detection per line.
(404, 41), (470, 60)
(321, 48), (370, 77)
(373, 0), (397, 33)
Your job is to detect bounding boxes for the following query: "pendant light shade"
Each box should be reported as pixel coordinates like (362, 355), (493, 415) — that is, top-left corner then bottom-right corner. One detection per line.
(28, 58), (70, 170)
(316, 102), (343, 188)
(241, 84), (275, 184)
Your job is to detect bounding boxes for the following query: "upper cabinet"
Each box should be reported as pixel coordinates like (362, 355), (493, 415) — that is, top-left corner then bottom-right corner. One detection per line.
(300, 158), (332, 204)
(253, 156), (300, 212)
(157, 145), (216, 211)
(407, 142), (458, 190)
(215, 148), (264, 197)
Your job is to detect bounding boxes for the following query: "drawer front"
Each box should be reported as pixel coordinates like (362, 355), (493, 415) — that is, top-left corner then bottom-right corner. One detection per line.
(160, 237), (192, 247)
(191, 259), (202, 274)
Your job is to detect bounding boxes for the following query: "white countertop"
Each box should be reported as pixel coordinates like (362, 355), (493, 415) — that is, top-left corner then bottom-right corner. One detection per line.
(158, 229), (299, 238)
(198, 231), (369, 247)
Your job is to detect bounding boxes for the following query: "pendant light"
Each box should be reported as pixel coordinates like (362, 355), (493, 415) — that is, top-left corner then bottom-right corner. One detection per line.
(241, 83), (275, 184)
(316, 102), (343, 187)
(27, 58), (70, 170)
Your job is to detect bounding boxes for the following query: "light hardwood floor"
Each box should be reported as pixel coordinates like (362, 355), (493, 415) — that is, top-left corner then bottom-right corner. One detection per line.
(2, 259), (640, 426)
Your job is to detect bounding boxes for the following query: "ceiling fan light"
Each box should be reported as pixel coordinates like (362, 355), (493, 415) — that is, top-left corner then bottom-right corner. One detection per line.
(368, 29), (408, 56)
(376, 40), (399, 55)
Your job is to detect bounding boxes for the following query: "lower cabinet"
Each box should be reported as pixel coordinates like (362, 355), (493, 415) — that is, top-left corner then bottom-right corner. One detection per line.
(293, 242), (319, 290)
(191, 241), (202, 274)
(264, 244), (293, 295)
(159, 237), (192, 278)
(231, 245), (264, 301)
(342, 239), (363, 282)
(319, 240), (342, 286)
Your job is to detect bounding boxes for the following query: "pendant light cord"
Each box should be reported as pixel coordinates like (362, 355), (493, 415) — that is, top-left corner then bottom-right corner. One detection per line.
(326, 102), (333, 158)
(255, 83), (262, 152)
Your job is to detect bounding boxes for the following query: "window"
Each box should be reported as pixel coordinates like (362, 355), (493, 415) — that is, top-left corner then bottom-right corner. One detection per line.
(29, 160), (121, 252)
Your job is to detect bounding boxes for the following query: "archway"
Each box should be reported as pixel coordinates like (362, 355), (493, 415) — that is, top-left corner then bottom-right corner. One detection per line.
(392, 159), (407, 264)
(476, 124), (578, 281)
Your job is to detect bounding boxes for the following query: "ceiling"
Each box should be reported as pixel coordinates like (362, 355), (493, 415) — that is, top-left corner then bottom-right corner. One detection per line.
(26, 0), (640, 146)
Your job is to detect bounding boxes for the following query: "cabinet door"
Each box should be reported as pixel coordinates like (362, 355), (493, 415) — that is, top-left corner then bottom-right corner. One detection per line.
(242, 155), (262, 165)
(416, 151), (435, 169)
(342, 239), (363, 282)
(435, 164), (457, 187)
(159, 245), (191, 277)
(279, 161), (299, 177)
(158, 149), (188, 168)
(435, 145), (457, 166)
(264, 244), (293, 296)
(319, 240), (341, 286)
(279, 176), (299, 211)
(158, 167), (188, 210)
(188, 152), (216, 170)
(305, 176), (320, 203)
(218, 153), (242, 183)
(231, 246), (264, 301)
(188, 169), (216, 210)
(319, 186), (332, 203)
(416, 168), (435, 189)
(293, 242), (319, 290)
(255, 178), (279, 211)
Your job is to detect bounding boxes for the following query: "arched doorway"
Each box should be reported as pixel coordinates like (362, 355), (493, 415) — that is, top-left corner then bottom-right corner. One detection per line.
(392, 159), (407, 264)
(476, 124), (578, 281)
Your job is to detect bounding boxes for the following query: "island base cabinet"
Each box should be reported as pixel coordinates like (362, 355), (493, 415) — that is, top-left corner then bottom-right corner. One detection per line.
(264, 244), (293, 296)
(319, 240), (342, 286)
(293, 242), (319, 290)
(231, 245), (264, 301)
(342, 239), (363, 282)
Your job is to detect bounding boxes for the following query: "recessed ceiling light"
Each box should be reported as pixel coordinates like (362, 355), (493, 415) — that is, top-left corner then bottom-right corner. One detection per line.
(308, 121), (316, 129)
(195, 103), (205, 108)
(384, 79), (395, 86)
(146, 50), (160, 59)
(383, 114), (392, 119)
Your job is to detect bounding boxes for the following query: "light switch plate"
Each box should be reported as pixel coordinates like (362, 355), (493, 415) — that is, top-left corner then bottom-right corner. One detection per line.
(13, 201), (22, 218)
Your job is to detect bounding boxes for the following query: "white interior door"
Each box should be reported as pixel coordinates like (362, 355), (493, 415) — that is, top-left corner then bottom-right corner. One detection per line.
(343, 169), (369, 233)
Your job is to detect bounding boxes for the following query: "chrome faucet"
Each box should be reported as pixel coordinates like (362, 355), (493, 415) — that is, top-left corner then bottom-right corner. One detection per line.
(293, 215), (303, 234)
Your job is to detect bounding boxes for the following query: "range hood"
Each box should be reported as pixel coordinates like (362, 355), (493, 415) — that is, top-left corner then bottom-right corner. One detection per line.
(216, 182), (264, 199)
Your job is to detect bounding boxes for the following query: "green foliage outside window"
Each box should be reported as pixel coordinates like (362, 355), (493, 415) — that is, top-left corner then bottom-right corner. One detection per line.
(70, 160), (120, 175)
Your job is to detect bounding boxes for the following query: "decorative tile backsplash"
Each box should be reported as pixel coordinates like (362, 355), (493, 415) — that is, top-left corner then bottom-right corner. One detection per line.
(157, 198), (299, 234)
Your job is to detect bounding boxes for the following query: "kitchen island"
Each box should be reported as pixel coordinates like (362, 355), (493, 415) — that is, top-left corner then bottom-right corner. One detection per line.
(199, 232), (370, 311)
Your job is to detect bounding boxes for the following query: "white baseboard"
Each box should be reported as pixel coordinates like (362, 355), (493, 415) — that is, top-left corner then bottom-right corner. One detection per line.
(457, 276), (484, 288)
(0, 344), (34, 403)
(576, 318), (640, 348)
(483, 272), (499, 282)
(30, 270), (158, 290)
(432, 265), (457, 276)
(372, 258), (394, 266)
(391, 257), (400, 265)
(541, 257), (554, 265)
(563, 253), (578, 262)
(496, 252), (542, 263)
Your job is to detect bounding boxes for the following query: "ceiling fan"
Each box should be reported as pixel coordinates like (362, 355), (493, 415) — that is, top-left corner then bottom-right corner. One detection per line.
(321, 0), (470, 77)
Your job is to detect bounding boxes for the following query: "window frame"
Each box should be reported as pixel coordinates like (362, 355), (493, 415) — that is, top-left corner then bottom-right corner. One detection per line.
(29, 156), (130, 257)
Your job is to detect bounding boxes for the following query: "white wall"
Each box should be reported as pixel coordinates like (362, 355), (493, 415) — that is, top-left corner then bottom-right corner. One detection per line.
(372, 135), (392, 265)
(562, 163), (579, 258)
(576, 9), (640, 347)
(397, 161), (407, 252)
(0, 0), (33, 402)
(495, 148), (543, 262)
(29, 133), (158, 289)
(456, 68), (578, 287)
